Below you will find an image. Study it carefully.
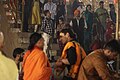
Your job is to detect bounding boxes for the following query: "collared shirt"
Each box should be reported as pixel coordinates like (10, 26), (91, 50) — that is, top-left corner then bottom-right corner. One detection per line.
(44, 2), (57, 19)
(41, 17), (53, 36)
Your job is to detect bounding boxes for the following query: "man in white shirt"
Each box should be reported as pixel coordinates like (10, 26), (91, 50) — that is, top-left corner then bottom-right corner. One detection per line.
(44, 0), (57, 20)
(0, 31), (18, 80)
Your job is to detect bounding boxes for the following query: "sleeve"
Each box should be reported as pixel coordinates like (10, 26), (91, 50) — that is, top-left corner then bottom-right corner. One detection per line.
(52, 4), (57, 15)
(37, 52), (52, 79)
(92, 56), (113, 80)
(44, 4), (47, 10)
(67, 47), (77, 65)
(41, 19), (46, 31)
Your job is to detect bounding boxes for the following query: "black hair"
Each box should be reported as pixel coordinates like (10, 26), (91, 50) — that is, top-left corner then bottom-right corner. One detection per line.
(13, 48), (24, 58)
(86, 4), (91, 8)
(103, 39), (120, 53)
(59, 17), (64, 22)
(28, 32), (42, 50)
(60, 28), (76, 39)
(44, 10), (50, 16)
(99, 1), (104, 5)
(109, 4), (114, 8)
(86, 4), (92, 11)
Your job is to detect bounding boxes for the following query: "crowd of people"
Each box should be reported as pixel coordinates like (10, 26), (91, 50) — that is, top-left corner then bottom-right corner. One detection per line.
(21, 0), (117, 54)
(0, 0), (120, 80)
(1, 28), (120, 80)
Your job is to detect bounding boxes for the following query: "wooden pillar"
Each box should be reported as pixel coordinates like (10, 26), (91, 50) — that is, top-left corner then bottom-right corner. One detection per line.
(21, 0), (24, 31)
(14, 0), (18, 28)
(116, 0), (120, 72)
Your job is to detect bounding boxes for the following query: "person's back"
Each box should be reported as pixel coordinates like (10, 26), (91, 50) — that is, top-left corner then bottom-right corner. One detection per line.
(0, 51), (18, 80)
(78, 39), (120, 80)
(78, 49), (110, 80)
(0, 31), (18, 80)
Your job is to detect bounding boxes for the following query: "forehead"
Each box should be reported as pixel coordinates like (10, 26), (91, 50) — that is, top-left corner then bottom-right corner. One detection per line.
(40, 37), (44, 40)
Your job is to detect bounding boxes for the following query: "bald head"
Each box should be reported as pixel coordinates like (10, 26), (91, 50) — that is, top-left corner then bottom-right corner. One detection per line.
(0, 31), (4, 48)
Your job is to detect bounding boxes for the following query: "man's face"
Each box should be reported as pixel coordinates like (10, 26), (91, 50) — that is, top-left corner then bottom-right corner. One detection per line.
(16, 52), (24, 62)
(16, 54), (20, 61)
(47, 11), (51, 18)
(59, 20), (63, 24)
(87, 6), (91, 11)
(105, 49), (118, 60)
(100, 3), (104, 8)
(59, 33), (68, 44)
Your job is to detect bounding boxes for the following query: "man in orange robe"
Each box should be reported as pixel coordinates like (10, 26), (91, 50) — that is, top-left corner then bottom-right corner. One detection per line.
(23, 33), (52, 80)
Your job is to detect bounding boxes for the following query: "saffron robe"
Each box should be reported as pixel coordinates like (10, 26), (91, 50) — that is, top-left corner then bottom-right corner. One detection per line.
(23, 46), (52, 80)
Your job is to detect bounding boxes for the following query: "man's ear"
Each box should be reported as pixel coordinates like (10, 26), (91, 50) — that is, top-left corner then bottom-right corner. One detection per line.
(106, 49), (111, 55)
(65, 33), (69, 37)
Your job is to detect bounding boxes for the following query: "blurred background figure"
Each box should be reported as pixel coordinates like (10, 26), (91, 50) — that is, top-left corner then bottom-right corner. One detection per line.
(84, 4), (93, 53)
(109, 4), (116, 24)
(70, 9), (85, 47)
(13, 48), (24, 70)
(0, 31), (18, 80)
(95, 1), (109, 42)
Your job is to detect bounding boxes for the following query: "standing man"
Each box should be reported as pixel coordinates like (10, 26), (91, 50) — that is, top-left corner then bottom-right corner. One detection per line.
(56, 29), (86, 80)
(84, 4), (93, 53)
(23, 33), (52, 80)
(44, 0), (57, 20)
(78, 39), (120, 80)
(41, 10), (53, 57)
(0, 31), (18, 80)
(44, 0), (57, 37)
(70, 9), (85, 47)
(95, 1), (109, 41)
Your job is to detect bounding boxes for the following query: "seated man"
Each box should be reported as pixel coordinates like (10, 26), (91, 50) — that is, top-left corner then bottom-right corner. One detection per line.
(77, 39), (120, 80)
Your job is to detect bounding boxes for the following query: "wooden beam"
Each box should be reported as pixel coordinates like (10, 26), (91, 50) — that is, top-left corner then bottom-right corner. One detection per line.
(116, 0), (120, 72)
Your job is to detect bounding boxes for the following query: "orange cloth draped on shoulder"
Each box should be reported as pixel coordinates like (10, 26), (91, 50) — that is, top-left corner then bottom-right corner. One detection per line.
(23, 46), (52, 80)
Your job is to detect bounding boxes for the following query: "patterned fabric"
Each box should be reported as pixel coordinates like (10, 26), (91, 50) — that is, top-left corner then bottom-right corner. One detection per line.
(41, 17), (53, 36)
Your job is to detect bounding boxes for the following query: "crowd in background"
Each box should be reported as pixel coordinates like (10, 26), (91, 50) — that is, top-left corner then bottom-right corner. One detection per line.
(22, 0), (116, 54)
